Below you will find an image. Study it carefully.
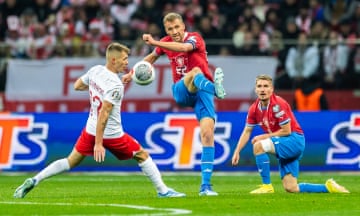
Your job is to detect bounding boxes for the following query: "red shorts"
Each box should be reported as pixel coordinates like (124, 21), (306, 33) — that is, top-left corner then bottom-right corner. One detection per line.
(75, 129), (141, 160)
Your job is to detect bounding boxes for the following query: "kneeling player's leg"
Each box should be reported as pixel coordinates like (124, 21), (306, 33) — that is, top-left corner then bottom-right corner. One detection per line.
(281, 157), (328, 193)
(254, 139), (274, 185)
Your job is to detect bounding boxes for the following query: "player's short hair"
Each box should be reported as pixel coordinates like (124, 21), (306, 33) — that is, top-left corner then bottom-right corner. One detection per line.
(255, 74), (273, 84)
(163, 12), (183, 24)
(106, 42), (130, 59)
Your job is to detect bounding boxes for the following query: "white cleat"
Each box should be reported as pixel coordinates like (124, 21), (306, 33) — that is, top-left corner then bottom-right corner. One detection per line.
(214, 67), (226, 99)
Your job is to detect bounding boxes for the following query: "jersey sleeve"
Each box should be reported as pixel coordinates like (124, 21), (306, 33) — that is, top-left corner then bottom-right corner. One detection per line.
(274, 100), (291, 126)
(184, 35), (198, 50)
(246, 104), (258, 127)
(154, 46), (163, 56)
(80, 72), (89, 86)
(154, 37), (169, 56)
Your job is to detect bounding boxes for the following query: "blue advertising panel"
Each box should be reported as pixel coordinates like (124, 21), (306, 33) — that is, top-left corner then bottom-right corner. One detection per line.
(0, 111), (359, 172)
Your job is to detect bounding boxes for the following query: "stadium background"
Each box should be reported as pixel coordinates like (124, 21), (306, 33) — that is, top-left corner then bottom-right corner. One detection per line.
(0, 0), (359, 172)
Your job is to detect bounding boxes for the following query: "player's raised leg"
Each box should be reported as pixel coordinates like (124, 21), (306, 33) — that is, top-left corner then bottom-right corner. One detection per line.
(191, 67), (226, 99)
(214, 67), (226, 99)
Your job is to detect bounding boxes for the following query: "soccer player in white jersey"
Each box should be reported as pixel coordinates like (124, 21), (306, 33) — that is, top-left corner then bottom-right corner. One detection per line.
(13, 42), (185, 198)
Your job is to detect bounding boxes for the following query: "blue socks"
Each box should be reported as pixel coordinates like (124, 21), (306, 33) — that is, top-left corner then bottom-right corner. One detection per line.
(193, 73), (215, 95)
(255, 153), (271, 184)
(201, 146), (214, 185)
(255, 154), (329, 193)
(299, 183), (328, 193)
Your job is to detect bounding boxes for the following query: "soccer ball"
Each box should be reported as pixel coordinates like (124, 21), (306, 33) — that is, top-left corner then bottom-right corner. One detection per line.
(132, 61), (155, 85)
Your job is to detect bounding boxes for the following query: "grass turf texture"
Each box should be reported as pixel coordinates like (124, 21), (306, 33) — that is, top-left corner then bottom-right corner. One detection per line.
(1, 172), (359, 216)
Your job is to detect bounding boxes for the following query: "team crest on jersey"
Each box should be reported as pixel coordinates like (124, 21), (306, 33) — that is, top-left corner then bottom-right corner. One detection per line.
(176, 56), (185, 66)
(272, 104), (280, 112)
(111, 89), (121, 100)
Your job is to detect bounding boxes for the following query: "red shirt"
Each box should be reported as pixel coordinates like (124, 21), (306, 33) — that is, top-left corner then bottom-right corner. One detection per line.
(246, 94), (303, 134)
(154, 32), (213, 83)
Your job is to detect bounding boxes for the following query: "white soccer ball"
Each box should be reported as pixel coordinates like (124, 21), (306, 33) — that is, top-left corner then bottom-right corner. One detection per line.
(132, 61), (155, 86)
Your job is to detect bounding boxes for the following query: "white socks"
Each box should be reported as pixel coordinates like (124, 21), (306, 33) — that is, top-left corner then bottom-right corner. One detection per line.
(32, 157), (168, 194)
(139, 157), (168, 194)
(33, 158), (70, 185)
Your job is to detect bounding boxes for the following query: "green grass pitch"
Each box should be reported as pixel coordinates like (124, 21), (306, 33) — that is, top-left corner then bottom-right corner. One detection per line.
(1, 172), (359, 215)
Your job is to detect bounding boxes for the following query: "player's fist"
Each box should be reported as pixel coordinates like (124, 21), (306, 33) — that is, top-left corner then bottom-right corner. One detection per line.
(142, 34), (153, 44)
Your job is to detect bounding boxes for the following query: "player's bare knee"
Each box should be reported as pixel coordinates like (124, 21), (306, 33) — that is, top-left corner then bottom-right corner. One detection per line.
(282, 175), (299, 193)
(201, 131), (213, 145)
(191, 67), (201, 74)
(253, 142), (265, 155)
(133, 149), (149, 163)
(200, 126), (214, 145)
(283, 184), (299, 193)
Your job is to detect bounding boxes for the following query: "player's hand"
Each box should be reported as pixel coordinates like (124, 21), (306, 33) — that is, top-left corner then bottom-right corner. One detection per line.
(142, 34), (154, 45)
(231, 153), (240, 166)
(94, 144), (105, 162)
(122, 71), (133, 84)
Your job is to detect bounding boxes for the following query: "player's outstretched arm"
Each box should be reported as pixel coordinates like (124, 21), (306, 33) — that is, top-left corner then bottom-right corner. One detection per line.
(143, 34), (193, 52)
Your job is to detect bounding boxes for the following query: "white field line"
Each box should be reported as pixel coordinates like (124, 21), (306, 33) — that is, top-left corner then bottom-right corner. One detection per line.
(4, 171), (360, 177)
(0, 201), (192, 216)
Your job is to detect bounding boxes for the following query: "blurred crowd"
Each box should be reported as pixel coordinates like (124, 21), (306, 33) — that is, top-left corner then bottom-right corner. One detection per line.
(0, 0), (360, 90)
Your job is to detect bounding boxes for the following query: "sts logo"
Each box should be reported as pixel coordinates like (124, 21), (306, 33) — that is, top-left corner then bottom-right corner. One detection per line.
(143, 114), (231, 169)
(326, 113), (360, 168)
(0, 114), (48, 169)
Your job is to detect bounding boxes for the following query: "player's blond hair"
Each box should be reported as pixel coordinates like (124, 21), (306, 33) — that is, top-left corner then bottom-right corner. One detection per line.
(255, 74), (273, 85)
(163, 12), (183, 24)
(106, 42), (130, 60)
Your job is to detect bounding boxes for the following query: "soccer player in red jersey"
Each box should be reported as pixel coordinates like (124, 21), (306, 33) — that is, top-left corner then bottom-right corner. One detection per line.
(141, 12), (226, 196)
(232, 74), (349, 194)
(13, 42), (185, 198)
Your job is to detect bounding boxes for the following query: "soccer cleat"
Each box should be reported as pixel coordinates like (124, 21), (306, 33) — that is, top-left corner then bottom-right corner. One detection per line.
(214, 67), (226, 99)
(158, 188), (186, 198)
(250, 184), (274, 194)
(199, 184), (218, 196)
(325, 178), (350, 193)
(13, 178), (36, 198)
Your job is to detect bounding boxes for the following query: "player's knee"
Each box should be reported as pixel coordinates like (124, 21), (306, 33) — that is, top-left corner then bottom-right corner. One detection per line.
(191, 67), (202, 74)
(133, 149), (149, 163)
(253, 142), (265, 155)
(283, 184), (299, 193)
(282, 175), (300, 193)
(201, 128), (213, 145)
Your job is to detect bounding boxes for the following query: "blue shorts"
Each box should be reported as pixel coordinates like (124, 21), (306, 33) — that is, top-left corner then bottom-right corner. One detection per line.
(172, 79), (215, 121)
(271, 133), (305, 179)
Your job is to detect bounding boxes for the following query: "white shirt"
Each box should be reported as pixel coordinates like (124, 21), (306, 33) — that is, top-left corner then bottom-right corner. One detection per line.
(323, 44), (349, 76)
(81, 65), (124, 138)
(285, 45), (319, 79)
